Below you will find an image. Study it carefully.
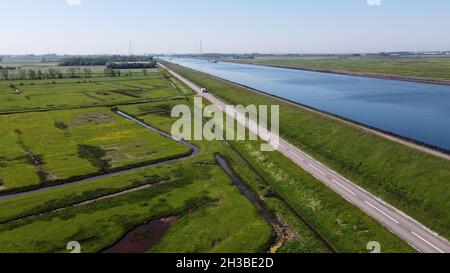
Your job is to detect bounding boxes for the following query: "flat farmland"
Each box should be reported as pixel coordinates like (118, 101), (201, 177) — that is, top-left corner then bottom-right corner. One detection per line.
(119, 100), (412, 253)
(0, 65), (415, 253)
(0, 107), (191, 191)
(0, 156), (273, 253)
(0, 65), (277, 253)
(226, 56), (450, 83)
(0, 99), (275, 253)
(0, 72), (182, 113)
(0, 59), (155, 76)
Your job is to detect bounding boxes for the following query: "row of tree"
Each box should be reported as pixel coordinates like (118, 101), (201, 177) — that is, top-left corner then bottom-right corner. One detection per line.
(0, 68), (92, 80)
(0, 66), (17, 70)
(59, 55), (155, 66)
(106, 61), (156, 69)
(0, 68), (150, 81)
(104, 67), (121, 77)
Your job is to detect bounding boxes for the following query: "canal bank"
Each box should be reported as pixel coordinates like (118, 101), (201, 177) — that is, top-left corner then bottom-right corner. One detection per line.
(160, 61), (450, 253)
(163, 57), (450, 154)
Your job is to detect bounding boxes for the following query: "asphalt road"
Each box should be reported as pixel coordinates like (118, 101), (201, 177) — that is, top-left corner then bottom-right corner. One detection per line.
(161, 63), (450, 253)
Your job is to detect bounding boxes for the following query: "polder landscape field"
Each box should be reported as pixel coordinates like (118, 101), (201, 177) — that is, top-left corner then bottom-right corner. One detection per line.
(224, 55), (450, 84)
(0, 64), (273, 253)
(0, 58), (416, 253)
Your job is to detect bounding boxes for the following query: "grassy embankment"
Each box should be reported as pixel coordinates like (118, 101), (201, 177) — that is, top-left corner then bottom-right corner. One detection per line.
(227, 56), (450, 83)
(162, 61), (450, 242)
(144, 75), (413, 252)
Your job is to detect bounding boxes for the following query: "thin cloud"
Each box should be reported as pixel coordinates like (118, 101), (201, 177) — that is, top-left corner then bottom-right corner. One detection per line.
(367, 0), (381, 6)
(66, 0), (82, 6)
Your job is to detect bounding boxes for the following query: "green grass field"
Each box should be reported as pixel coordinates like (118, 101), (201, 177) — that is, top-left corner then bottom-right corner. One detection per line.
(0, 69), (278, 253)
(227, 56), (450, 82)
(117, 100), (413, 253)
(162, 61), (450, 242)
(0, 72), (182, 113)
(230, 140), (412, 252)
(0, 59), (152, 78)
(0, 99), (275, 253)
(0, 65), (417, 253)
(0, 160), (272, 253)
(0, 107), (191, 191)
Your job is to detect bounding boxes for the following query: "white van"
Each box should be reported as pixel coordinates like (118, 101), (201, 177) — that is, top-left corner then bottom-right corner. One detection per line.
(200, 88), (208, 93)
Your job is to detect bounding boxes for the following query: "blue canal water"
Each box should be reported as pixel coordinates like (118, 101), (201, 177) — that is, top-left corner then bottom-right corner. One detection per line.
(165, 57), (450, 151)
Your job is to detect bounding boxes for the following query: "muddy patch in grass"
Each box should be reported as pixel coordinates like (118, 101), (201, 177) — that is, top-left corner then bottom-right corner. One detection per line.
(0, 157), (8, 168)
(111, 90), (143, 98)
(103, 216), (177, 253)
(54, 120), (69, 130)
(70, 112), (115, 126)
(14, 131), (59, 182)
(194, 161), (216, 167)
(136, 104), (173, 116)
(78, 144), (110, 172)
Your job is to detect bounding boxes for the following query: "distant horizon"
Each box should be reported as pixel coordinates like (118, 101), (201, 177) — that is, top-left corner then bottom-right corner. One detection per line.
(2, 50), (450, 57)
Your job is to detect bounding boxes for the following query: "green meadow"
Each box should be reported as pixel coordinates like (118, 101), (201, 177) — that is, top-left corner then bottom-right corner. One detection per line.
(0, 72), (182, 113)
(0, 99), (275, 253)
(0, 107), (191, 191)
(0, 65), (415, 253)
(227, 56), (450, 82)
(121, 100), (412, 253)
(0, 154), (273, 253)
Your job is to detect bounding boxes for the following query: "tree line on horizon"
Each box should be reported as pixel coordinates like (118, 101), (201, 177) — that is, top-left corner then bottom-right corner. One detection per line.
(58, 55), (155, 66)
(0, 68), (93, 81)
(0, 67), (152, 81)
(106, 62), (156, 69)
(0, 55), (157, 81)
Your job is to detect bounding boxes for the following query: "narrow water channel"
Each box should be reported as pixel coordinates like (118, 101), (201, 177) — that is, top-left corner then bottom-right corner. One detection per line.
(215, 155), (274, 224)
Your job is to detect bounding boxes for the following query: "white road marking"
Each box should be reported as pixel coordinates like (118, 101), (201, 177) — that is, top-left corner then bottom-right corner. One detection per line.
(308, 163), (327, 176)
(364, 201), (400, 224)
(331, 179), (357, 196)
(292, 153), (305, 162)
(411, 231), (444, 253)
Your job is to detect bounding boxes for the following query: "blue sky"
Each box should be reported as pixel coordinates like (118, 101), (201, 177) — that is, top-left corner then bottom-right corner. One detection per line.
(1, 0), (450, 54)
